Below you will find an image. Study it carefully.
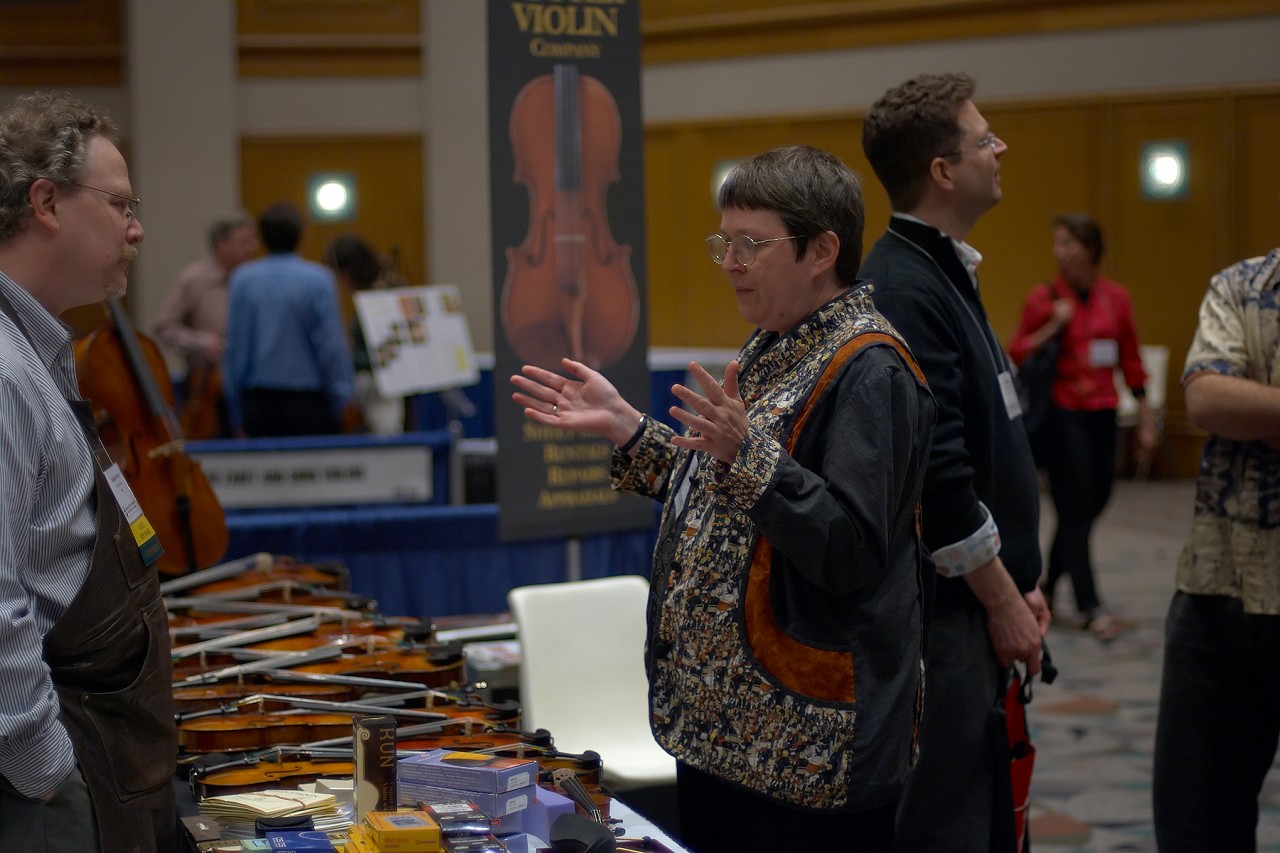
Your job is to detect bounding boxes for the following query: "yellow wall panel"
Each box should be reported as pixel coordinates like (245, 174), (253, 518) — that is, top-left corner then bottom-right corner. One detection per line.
(1234, 93), (1280, 262)
(239, 136), (425, 323)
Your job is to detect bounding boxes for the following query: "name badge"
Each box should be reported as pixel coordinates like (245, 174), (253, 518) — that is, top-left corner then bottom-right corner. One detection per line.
(1089, 338), (1119, 368)
(998, 370), (1024, 421)
(103, 463), (164, 566)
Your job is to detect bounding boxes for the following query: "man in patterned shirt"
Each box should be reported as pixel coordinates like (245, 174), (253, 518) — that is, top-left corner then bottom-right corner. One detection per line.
(1153, 247), (1280, 851)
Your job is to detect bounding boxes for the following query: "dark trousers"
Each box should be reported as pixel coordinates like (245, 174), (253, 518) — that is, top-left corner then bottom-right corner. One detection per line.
(896, 591), (1010, 851)
(1154, 591), (1280, 852)
(0, 762), (98, 852)
(1043, 407), (1117, 615)
(676, 762), (896, 852)
(241, 387), (341, 437)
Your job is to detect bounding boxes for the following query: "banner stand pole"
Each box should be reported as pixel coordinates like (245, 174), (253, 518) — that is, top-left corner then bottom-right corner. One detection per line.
(566, 537), (582, 583)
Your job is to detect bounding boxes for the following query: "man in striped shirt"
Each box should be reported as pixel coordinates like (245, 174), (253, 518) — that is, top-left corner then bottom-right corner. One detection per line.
(0, 92), (177, 853)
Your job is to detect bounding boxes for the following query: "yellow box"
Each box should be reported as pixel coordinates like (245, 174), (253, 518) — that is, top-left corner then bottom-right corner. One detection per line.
(346, 825), (377, 853)
(363, 809), (442, 852)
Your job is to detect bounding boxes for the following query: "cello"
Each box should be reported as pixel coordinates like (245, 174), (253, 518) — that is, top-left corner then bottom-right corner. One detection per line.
(178, 362), (222, 440)
(501, 63), (639, 371)
(75, 299), (228, 576)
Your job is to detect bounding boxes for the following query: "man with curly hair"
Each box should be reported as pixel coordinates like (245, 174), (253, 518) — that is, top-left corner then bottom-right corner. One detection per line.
(0, 91), (177, 853)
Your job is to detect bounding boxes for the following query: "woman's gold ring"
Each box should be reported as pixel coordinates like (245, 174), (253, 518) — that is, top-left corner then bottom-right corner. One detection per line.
(552, 404), (558, 416)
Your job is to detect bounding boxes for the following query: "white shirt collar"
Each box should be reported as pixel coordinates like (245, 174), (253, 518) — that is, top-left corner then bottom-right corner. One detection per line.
(892, 212), (983, 289)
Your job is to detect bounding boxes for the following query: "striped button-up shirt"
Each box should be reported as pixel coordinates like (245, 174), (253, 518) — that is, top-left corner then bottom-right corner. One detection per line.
(0, 270), (95, 797)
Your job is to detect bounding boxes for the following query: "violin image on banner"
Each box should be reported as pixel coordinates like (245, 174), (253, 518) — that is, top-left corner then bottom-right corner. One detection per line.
(501, 62), (639, 371)
(74, 299), (228, 576)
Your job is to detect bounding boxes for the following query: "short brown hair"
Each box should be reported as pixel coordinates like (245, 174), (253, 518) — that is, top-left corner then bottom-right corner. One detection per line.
(718, 145), (865, 284)
(0, 91), (118, 241)
(862, 72), (975, 211)
(1053, 212), (1105, 265)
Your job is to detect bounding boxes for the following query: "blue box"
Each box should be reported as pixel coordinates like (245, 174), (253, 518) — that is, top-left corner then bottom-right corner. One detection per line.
(264, 830), (336, 852)
(398, 750), (537, 794)
(400, 782), (534, 836)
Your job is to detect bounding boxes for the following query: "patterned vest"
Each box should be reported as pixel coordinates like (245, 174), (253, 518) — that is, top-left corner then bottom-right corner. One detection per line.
(645, 285), (925, 809)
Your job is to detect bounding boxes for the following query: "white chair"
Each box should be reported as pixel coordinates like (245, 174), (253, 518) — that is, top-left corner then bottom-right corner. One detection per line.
(507, 575), (677, 791)
(1115, 344), (1170, 479)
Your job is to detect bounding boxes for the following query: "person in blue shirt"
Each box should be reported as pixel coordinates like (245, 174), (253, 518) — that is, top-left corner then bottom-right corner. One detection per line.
(222, 202), (354, 436)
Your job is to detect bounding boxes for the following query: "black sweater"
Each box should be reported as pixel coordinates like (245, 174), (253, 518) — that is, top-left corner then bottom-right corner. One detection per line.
(862, 216), (1041, 594)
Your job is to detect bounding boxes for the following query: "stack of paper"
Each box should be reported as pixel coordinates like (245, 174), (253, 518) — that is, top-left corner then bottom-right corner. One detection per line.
(198, 789), (351, 839)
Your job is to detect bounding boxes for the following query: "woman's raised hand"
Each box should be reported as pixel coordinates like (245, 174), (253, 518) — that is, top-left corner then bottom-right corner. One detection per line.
(510, 357), (642, 446)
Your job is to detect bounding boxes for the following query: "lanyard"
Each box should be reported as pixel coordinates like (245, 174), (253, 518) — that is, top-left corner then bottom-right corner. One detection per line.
(885, 227), (1011, 379)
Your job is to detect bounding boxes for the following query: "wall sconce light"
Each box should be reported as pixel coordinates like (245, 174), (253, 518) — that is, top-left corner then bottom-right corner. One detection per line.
(1139, 141), (1189, 200)
(711, 159), (742, 206)
(308, 172), (357, 221)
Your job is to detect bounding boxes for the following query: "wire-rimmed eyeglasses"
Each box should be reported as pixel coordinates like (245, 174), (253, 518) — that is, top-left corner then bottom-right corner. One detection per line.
(74, 182), (141, 221)
(946, 132), (1000, 158)
(705, 233), (799, 266)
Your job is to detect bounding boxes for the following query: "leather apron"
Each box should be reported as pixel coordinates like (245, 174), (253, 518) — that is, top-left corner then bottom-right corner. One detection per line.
(43, 399), (178, 853)
(0, 283), (177, 853)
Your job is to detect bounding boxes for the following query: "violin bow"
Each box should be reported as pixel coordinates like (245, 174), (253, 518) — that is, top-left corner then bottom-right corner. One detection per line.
(172, 643), (347, 687)
(159, 551), (274, 595)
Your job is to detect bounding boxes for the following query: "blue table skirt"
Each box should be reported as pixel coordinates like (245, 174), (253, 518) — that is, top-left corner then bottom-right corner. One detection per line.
(224, 502), (660, 618)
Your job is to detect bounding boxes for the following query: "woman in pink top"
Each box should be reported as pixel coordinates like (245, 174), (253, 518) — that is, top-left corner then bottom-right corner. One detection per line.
(1010, 214), (1158, 641)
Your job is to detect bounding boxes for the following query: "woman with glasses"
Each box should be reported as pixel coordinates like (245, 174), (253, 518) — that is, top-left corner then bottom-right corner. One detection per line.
(511, 145), (935, 852)
(1009, 213), (1158, 641)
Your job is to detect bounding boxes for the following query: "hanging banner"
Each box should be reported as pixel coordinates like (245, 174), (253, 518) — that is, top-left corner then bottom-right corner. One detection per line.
(488, 0), (652, 542)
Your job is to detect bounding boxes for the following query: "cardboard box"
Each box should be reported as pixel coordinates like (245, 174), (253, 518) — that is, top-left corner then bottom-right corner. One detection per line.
(444, 835), (506, 852)
(363, 809), (443, 852)
(521, 785), (575, 844)
(354, 716), (399, 823)
(263, 830), (335, 851)
(416, 799), (497, 838)
(346, 825), (376, 853)
(398, 750), (536, 794)
(401, 783), (533, 836)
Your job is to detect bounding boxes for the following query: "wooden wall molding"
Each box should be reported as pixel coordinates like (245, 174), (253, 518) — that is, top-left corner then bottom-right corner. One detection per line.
(640, 0), (1280, 64)
(236, 0), (420, 77)
(237, 33), (421, 77)
(0, 0), (122, 86)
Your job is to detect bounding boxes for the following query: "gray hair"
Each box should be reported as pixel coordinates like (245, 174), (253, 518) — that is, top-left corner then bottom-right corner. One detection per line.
(0, 91), (118, 241)
(208, 212), (255, 252)
(718, 145), (865, 284)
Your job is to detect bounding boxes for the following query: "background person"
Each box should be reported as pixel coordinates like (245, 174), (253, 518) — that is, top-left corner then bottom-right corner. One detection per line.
(0, 90), (177, 853)
(1009, 213), (1157, 641)
(152, 211), (259, 437)
(222, 202), (353, 437)
(325, 233), (406, 435)
(1152, 247), (1280, 851)
(860, 71), (1049, 852)
(511, 145), (935, 852)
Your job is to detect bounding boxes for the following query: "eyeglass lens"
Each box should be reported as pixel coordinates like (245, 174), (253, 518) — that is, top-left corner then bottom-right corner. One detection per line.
(706, 234), (764, 266)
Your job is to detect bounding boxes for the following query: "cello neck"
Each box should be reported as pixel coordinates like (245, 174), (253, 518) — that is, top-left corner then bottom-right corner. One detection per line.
(106, 299), (182, 437)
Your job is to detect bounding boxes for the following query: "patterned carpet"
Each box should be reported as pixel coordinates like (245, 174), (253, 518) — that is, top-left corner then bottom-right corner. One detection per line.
(1029, 478), (1280, 851)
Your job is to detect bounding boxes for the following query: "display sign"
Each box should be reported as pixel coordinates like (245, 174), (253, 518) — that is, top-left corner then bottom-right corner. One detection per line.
(488, 0), (652, 542)
(354, 284), (480, 398)
(191, 445), (432, 508)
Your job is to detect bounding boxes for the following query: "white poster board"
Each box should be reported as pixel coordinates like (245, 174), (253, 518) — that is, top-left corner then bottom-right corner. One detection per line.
(353, 284), (480, 397)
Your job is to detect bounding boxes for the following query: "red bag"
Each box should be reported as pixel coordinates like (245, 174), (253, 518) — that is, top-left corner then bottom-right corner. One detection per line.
(1004, 671), (1036, 853)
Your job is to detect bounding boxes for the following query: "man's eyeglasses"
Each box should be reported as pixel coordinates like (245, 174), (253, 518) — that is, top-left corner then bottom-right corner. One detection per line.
(705, 233), (799, 266)
(946, 132), (1000, 157)
(74, 182), (141, 221)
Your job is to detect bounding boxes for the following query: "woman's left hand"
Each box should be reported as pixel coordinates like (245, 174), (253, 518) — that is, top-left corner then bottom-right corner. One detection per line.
(670, 360), (748, 464)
